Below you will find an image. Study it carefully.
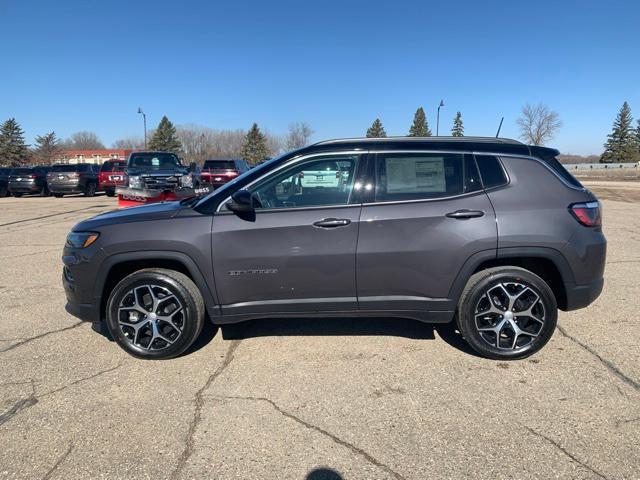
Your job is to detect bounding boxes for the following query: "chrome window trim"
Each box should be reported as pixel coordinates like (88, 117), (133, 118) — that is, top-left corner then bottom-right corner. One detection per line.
(215, 150), (367, 213)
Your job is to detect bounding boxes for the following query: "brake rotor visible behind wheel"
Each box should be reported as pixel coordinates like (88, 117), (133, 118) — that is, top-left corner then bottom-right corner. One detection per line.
(105, 269), (205, 359)
(456, 266), (557, 360)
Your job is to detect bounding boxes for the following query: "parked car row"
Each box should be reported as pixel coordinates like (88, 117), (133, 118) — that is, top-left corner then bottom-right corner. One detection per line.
(1, 157), (253, 200)
(0, 160), (128, 198)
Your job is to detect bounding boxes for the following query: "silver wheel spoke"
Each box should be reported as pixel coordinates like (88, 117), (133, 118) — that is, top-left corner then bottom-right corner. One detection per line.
(118, 284), (184, 352)
(475, 281), (546, 351)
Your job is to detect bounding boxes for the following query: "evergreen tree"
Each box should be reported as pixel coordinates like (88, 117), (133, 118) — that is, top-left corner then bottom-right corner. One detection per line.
(366, 118), (387, 138)
(408, 107), (431, 136)
(0, 118), (30, 167)
(240, 123), (269, 165)
(601, 102), (639, 163)
(635, 120), (640, 157)
(148, 116), (182, 154)
(33, 131), (60, 164)
(451, 111), (464, 137)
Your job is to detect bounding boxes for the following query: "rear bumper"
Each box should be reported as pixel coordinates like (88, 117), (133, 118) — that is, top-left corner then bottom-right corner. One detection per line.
(564, 277), (604, 311)
(9, 183), (40, 193)
(49, 182), (83, 193)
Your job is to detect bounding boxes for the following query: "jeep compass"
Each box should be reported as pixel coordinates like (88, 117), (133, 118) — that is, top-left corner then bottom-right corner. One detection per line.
(62, 137), (606, 360)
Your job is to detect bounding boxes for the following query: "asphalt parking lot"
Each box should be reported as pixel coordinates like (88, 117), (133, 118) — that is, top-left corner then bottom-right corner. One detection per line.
(0, 185), (638, 480)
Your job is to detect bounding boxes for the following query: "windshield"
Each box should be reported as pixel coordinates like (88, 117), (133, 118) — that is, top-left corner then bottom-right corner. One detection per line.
(203, 160), (235, 170)
(128, 153), (182, 170)
(101, 161), (126, 172)
(51, 164), (78, 172)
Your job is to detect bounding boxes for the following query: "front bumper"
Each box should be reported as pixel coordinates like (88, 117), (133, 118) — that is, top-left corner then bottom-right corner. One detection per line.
(62, 248), (104, 323)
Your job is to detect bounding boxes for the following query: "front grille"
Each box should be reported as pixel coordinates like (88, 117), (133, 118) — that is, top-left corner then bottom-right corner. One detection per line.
(142, 175), (181, 190)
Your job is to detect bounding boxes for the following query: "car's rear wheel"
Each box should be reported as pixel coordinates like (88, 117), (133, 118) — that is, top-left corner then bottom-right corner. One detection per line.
(105, 269), (205, 359)
(40, 184), (50, 196)
(0, 185), (8, 197)
(456, 266), (557, 360)
(84, 183), (96, 197)
(12, 192), (23, 197)
(105, 188), (115, 197)
(53, 193), (64, 198)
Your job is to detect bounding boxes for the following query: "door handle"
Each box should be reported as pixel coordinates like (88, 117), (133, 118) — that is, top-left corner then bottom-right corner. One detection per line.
(313, 218), (351, 228)
(445, 209), (485, 219)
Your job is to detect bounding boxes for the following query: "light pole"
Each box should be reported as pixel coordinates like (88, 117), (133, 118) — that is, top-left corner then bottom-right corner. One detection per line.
(436, 100), (444, 136)
(137, 107), (147, 149)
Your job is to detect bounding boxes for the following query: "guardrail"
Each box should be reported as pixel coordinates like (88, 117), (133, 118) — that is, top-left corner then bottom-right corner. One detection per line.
(563, 162), (639, 170)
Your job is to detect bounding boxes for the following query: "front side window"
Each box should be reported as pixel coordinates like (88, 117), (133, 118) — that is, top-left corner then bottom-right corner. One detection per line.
(248, 155), (359, 210)
(375, 152), (480, 202)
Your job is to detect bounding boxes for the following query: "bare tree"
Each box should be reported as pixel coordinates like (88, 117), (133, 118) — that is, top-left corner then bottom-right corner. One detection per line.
(285, 121), (313, 151)
(61, 131), (106, 150)
(176, 125), (249, 163)
(112, 136), (145, 149)
(516, 103), (562, 146)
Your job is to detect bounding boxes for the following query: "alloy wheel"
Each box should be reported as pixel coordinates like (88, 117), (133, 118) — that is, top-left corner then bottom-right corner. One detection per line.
(117, 284), (185, 351)
(474, 282), (545, 351)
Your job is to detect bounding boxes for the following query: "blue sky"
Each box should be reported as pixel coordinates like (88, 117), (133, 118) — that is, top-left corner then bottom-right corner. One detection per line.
(1, 0), (638, 155)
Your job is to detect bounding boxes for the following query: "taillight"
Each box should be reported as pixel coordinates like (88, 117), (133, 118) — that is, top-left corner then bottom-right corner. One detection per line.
(570, 201), (601, 227)
(224, 171), (239, 177)
(68, 172), (79, 178)
(28, 175), (36, 179)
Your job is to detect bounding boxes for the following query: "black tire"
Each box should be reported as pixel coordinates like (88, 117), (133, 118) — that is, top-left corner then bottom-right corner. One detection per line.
(455, 266), (557, 360)
(84, 182), (96, 197)
(105, 188), (116, 197)
(105, 268), (205, 359)
(12, 192), (23, 197)
(53, 193), (64, 198)
(40, 184), (50, 197)
(0, 185), (8, 197)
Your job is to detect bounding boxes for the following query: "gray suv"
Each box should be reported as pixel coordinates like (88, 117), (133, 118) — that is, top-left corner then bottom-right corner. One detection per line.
(62, 137), (606, 360)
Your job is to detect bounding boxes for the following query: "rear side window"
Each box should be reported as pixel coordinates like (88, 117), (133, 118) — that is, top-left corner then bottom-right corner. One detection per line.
(475, 155), (508, 189)
(12, 168), (33, 175)
(375, 153), (480, 202)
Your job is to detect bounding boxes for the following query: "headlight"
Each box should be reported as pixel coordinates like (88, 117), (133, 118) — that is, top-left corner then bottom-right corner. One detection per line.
(128, 175), (142, 189)
(181, 173), (193, 187)
(66, 232), (100, 249)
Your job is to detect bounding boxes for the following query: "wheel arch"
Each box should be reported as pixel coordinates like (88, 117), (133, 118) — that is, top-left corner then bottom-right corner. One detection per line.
(449, 247), (574, 311)
(96, 251), (219, 321)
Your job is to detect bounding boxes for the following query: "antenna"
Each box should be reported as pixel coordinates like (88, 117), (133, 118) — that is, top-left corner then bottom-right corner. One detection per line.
(495, 117), (504, 138)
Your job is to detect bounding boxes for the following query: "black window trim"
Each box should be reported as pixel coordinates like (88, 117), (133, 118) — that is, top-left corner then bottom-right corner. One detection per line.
(473, 153), (510, 191)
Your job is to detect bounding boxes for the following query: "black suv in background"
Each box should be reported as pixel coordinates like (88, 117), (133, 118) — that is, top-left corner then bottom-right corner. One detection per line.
(47, 164), (101, 197)
(200, 159), (250, 188)
(0, 167), (12, 197)
(63, 137), (606, 360)
(8, 166), (52, 197)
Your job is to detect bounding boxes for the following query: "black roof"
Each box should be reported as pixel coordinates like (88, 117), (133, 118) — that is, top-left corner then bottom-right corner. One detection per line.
(305, 136), (559, 158)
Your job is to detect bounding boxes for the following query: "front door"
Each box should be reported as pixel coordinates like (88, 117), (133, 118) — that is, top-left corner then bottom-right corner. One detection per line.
(212, 152), (365, 317)
(356, 151), (497, 313)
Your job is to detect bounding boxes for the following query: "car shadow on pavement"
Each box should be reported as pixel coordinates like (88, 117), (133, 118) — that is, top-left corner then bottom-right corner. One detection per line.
(220, 316), (481, 357)
(306, 467), (343, 480)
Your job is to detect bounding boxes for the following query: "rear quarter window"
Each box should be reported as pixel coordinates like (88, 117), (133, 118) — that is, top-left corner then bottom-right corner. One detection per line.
(475, 155), (508, 189)
(543, 156), (584, 189)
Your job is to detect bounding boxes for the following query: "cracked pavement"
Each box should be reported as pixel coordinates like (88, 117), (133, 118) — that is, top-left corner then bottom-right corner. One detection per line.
(0, 187), (639, 479)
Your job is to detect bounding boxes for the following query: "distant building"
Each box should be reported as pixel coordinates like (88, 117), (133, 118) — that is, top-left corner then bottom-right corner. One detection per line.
(55, 149), (134, 165)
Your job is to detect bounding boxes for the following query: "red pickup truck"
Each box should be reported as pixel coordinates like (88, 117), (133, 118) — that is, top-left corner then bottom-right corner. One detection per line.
(99, 160), (127, 197)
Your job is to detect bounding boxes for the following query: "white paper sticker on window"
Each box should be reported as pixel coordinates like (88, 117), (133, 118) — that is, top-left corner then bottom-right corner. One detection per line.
(386, 157), (446, 193)
(151, 157), (160, 166)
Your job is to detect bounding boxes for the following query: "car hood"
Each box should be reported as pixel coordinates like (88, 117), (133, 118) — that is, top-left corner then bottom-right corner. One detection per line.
(73, 201), (183, 231)
(127, 168), (189, 176)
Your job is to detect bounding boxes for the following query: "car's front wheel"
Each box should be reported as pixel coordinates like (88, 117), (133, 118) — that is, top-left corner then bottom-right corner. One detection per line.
(456, 267), (557, 360)
(84, 183), (96, 197)
(105, 269), (205, 359)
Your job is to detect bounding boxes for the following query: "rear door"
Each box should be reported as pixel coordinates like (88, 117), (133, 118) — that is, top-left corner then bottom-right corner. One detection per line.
(212, 152), (366, 316)
(356, 151), (497, 313)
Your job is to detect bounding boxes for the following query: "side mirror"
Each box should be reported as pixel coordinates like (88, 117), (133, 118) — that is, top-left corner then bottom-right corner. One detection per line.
(227, 189), (255, 213)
